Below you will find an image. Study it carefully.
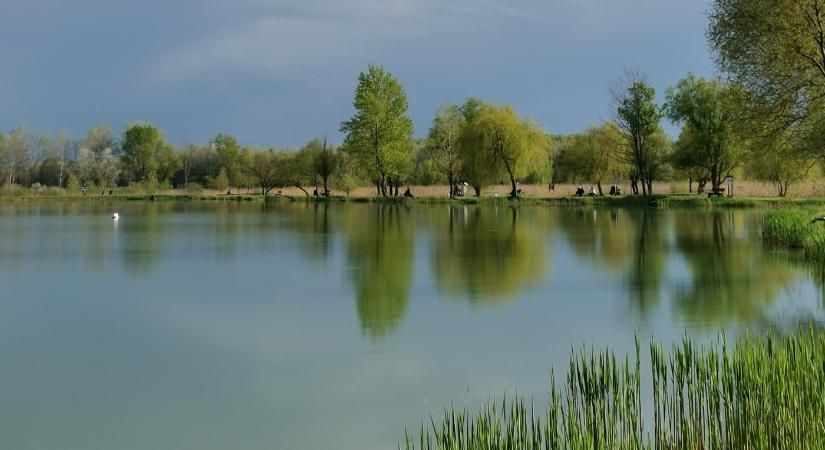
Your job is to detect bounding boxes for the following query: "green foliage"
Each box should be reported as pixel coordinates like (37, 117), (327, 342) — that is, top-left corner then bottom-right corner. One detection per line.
(747, 131), (816, 196)
(554, 122), (624, 192)
(459, 103), (548, 197)
(615, 75), (664, 195)
(426, 105), (465, 195)
(213, 167), (230, 191)
(666, 74), (745, 189)
(312, 138), (339, 195)
(214, 133), (244, 186)
(709, 0), (825, 130)
(243, 150), (280, 196)
(121, 124), (165, 182)
(65, 174), (80, 193)
(340, 65), (414, 196)
(333, 150), (361, 195)
(403, 332), (825, 450)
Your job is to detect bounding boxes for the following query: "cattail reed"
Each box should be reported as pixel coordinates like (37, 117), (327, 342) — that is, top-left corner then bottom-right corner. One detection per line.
(402, 331), (825, 449)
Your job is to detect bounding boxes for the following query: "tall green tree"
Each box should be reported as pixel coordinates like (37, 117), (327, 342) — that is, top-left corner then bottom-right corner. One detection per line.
(426, 105), (465, 197)
(340, 65), (414, 197)
(213, 133), (243, 190)
(665, 74), (745, 190)
(709, 0), (825, 131)
(121, 124), (165, 182)
(613, 75), (664, 195)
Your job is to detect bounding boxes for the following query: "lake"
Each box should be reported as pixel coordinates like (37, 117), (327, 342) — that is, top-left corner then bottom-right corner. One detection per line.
(1, 201), (823, 450)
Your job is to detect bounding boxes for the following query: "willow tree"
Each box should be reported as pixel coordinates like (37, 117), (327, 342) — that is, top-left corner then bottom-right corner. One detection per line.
(665, 74), (745, 190)
(459, 104), (547, 198)
(556, 123), (624, 195)
(340, 65), (413, 197)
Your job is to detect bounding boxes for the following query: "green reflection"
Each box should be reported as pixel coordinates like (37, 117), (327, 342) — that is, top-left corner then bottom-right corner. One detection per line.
(673, 211), (798, 325)
(264, 200), (335, 264)
(431, 205), (547, 305)
(119, 202), (174, 274)
(556, 208), (666, 312)
(557, 208), (635, 273)
(342, 204), (413, 340)
(626, 210), (668, 313)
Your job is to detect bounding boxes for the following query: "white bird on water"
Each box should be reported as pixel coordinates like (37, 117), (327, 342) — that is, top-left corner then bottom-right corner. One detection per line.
(112, 213), (119, 220)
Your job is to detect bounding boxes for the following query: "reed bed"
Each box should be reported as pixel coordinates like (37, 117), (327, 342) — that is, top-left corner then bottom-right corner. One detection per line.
(762, 208), (825, 260)
(401, 332), (825, 450)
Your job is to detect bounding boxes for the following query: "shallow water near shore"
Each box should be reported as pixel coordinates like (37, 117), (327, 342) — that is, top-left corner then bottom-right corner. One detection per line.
(1, 201), (823, 450)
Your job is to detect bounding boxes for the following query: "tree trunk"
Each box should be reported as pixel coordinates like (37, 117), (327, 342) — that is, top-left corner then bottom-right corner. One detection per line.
(323, 176), (330, 196)
(688, 177), (693, 194)
(647, 180), (652, 195)
(447, 174), (454, 198)
(711, 167), (720, 191)
(597, 181), (603, 196)
(474, 185), (481, 197)
(509, 173), (518, 198)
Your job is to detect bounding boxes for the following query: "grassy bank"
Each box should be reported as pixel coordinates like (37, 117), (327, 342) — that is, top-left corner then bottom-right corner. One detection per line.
(7, 185), (825, 209)
(402, 332), (825, 450)
(762, 208), (825, 260)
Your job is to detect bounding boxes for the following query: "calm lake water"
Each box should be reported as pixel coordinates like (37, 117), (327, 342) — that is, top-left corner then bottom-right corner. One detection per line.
(1, 201), (823, 450)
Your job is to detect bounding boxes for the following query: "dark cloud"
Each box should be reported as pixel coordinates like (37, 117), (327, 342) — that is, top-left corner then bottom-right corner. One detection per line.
(0, 0), (712, 146)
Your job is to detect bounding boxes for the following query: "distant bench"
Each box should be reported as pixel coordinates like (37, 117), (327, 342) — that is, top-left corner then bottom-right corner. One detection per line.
(707, 187), (725, 198)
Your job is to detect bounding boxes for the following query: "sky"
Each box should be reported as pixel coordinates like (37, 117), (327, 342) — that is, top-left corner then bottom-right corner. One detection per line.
(0, 0), (715, 148)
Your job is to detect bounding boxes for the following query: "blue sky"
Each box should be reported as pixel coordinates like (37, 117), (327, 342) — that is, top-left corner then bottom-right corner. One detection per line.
(0, 0), (714, 147)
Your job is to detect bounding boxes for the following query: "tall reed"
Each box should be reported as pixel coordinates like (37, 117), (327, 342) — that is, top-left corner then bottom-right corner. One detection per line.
(401, 332), (825, 450)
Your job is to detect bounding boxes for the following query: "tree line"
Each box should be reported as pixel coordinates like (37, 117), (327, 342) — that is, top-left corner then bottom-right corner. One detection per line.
(3, 2), (825, 198)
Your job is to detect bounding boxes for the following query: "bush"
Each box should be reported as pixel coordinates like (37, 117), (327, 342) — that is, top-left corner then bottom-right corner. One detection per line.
(0, 184), (25, 197)
(65, 175), (81, 194)
(185, 182), (204, 195)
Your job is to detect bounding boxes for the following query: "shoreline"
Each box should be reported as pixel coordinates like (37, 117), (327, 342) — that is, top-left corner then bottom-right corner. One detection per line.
(5, 192), (825, 208)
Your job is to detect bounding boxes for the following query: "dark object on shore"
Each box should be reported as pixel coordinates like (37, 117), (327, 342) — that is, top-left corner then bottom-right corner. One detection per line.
(226, 189), (231, 196)
(516, 188), (522, 196)
(707, 187), (725, 198)
(109, 190), (113, 196)
(404, 187), (414, 198)
(549, 182), (555, 191)
(313, 188), (319, 197)
(609, 185), (622, 196)
(575, 187), (585, 197)
(812, 217), (825, 224)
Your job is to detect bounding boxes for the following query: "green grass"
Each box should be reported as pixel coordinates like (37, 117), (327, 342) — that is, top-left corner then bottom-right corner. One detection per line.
(402, 332), (825, 450)
(762, 208), (825, 260)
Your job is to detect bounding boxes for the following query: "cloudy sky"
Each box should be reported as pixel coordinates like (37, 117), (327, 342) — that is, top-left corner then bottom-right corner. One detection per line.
(0, 0), (714, 147)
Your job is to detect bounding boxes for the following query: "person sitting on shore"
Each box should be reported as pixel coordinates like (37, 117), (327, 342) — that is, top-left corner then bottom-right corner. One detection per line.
(404, 187), (414, 198)
(575, 187), (585, 197)
(588, 186), (598, 196)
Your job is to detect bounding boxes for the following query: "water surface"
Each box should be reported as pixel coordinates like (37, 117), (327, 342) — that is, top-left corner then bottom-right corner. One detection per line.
(1, 201), (822, 450)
